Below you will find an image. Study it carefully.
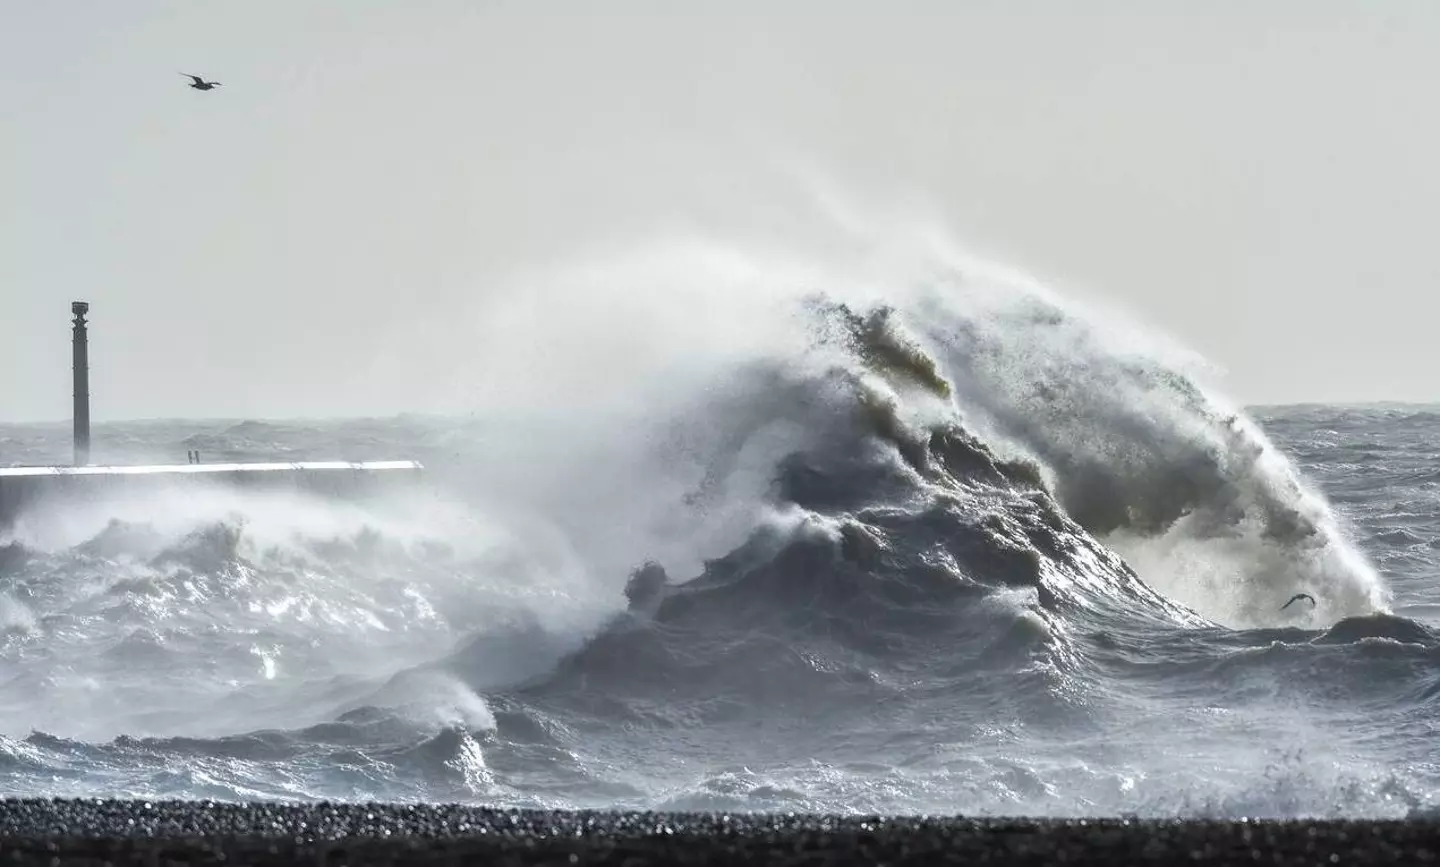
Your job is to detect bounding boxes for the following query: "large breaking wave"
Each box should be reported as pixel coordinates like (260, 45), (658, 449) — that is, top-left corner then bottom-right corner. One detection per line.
(429, 229), (1387, 630)
(0, 227), (1408, 816)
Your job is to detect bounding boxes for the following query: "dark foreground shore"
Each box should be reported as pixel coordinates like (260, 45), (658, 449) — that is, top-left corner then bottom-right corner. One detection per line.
(0, 799), (1433, 865)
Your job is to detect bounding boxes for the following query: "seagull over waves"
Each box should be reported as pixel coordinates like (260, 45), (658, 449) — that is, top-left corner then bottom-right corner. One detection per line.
(181, 73), (221, 91)
(1279, 592), (1316, 612)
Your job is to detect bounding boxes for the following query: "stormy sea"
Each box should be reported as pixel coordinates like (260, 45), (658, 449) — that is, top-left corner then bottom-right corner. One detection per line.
(0, 237), (1433, 820)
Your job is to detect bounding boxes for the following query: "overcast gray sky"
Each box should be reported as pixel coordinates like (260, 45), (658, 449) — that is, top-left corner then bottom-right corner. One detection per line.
(4, 1), (1438, 422)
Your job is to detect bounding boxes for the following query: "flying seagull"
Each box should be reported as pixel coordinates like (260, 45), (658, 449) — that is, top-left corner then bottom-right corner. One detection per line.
(1280, 592), (1316, 611)
(181, 74), (221, 91)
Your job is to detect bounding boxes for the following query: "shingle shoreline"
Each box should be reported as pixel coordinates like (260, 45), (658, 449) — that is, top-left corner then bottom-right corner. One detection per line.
(0, 798), (1432, 865)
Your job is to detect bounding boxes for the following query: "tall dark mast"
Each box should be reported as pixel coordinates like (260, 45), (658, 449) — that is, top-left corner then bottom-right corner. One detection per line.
(72, 301), (90, 466)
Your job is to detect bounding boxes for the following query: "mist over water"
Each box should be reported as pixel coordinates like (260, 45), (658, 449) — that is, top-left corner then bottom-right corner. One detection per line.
(0, 223), (1429, 818)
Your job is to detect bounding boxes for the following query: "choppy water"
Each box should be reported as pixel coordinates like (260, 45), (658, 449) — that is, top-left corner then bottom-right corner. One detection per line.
(1, 239), (1436, 818)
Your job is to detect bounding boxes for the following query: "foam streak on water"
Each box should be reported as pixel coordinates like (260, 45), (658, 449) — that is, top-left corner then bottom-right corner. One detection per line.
(0, 232), (1431, 818)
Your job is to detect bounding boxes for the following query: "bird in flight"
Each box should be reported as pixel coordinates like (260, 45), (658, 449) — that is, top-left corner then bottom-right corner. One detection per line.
(1279, 592), (1316, 611)
(181, 74), (221, 91)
